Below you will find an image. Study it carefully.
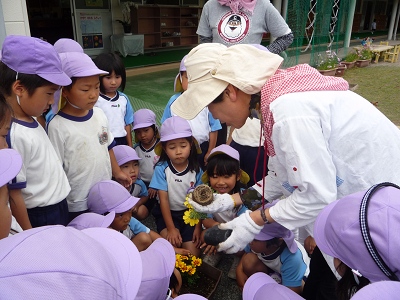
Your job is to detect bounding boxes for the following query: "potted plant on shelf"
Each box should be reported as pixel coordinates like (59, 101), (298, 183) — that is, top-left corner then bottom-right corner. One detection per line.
(341, 52), (358, 69)
(315, 50), (339, 76)
(116, 1), (136, 34)
(355, 48), (373, 67)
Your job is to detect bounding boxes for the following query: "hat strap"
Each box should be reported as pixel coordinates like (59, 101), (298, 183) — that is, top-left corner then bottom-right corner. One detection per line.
(359, 182), (400, 281)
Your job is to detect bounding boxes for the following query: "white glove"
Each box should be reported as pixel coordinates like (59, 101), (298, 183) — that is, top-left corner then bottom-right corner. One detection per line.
(217, 210), (263, 254)
(187, 193), (235, 213)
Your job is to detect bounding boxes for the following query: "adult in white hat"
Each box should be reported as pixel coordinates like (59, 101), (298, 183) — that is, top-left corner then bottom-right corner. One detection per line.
(171, 43), (400, 299)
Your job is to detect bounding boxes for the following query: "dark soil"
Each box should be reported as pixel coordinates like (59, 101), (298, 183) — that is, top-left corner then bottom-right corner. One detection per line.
(179, 270), (218, 299)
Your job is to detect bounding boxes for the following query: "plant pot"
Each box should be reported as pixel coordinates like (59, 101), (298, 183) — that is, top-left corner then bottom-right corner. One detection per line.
(335, 64), (347, 77)
(318, 68), (337, 76)
(123, 25), (131, 34)
(179, 262), (222, 299)
(355, 59), (371, 68)
(341, 61), (356, 69)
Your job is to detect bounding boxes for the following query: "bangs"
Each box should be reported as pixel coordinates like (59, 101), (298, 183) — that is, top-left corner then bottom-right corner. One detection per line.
(206, 153), (240, 177)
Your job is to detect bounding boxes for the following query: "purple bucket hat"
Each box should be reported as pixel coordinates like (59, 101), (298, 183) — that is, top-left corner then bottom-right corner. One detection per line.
(175, 294), (208, 300)
(135, 238), (176, 300)
(243, 272), (304, 300)
(67, 211), (115, 230)
(0, 149), (22, 187)
(351, 281), (400, 300)
(133, 109), (157, 130)
(0, 226), (142, 299)
(1, 35), (71, 86)
(87, 180), (139, 214)
(59, 52), (108, 78)
(253, 201), (297, 254)
(155, 116), (200, 155)
(54, 38), (84, 53)
(314, 183), (400, 283)
(174, 55), (187, 92)
(113, 145), (141, 166)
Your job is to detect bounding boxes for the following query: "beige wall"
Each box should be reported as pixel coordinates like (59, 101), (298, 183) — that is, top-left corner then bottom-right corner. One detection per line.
(1, 0), (30, 36)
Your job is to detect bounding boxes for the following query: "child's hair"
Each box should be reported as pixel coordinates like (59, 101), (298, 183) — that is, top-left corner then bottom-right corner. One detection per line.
(157, 137), (200, 173)
(0, 62), (54, 97)
(206, 153), (244, 194)
(0, 93), (13, 126)
(336, 263), (370, 300)
(93, 53), (126, 93)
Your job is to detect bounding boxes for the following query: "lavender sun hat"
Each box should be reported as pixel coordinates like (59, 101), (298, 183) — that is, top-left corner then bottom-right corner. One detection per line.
(1, 35), (71, 87)
(174, 55), (187, 93)
(54, 38), (84, 53)
(0, 226), (142, 299)
(0, 149), (22, 187)
(243, 272), (304, 300)
(351, 281), (400, 300)
(113, 145), (141, 166)
(67, 211), (115, 230)
(314, 183), (400, 283)
(87, 180), (139, 214)
(133, 109), (157, 130)
(59, 52), (108, 78)
(154, 116), (200, 155)
(135, 238), (176, 300)
(175, 294), (207, 300)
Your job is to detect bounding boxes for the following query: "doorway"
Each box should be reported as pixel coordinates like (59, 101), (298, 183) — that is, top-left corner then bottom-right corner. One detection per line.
(26, 0), (74, 45)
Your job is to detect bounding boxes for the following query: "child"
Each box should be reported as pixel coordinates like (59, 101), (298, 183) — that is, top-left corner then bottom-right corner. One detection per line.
(200, 144), (249, 277)
(87, 179), (153, 251)
(113, 145), (149, 220)
(150, 116), (203, 256)
(133, 108), (160, 214)
(47, 51), (131, 221)
(0, 35), (72, 228)
(93, 52), (134, 147)
(161, 55), (221, 169)
(238, 205), (310, 295)
(0, 148), (23, 239)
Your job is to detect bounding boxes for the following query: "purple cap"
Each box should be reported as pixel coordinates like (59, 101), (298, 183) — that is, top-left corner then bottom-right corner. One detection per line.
(314, 185), (400, 283)
(133, 109), (157, 130)
(54, 38), (84, 53)
(59, 52), (108, 78)
(351, 281), (400, 300)
(175, 294), (208, 300)
(0, 149), (22, 187)
(243, 272), (304, 300)
(160, 116), (192, 142)
(174, 55), (187, 92)
(67, 211), (115, 230)
(135, 238), (176, 300)
(87, 180), (139, 214)
(0, 226), (142, 299)
(113, 145), (141, 166)
(253, 201), (297, 253)
(1, 35), (71, 86)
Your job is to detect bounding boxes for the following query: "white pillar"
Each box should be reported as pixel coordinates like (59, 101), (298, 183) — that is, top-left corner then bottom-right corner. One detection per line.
(393, 3), (400, 40)
(344, 0), (357, 47)
(282, 0), (288, 20)
(388, 0), (399, 40)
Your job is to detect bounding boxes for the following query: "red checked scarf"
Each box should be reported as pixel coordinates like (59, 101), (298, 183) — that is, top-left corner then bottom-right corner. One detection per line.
(260, 64), (349, 157)
(218, 0), (258, 14)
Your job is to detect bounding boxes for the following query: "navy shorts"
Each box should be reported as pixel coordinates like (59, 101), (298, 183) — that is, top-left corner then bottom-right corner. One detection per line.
(28, 199), (69, 227)
(152, 203), (195, 243)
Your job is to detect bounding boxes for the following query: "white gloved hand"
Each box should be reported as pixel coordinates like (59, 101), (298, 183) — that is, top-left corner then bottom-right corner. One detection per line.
(187, 193), (235, 213)
(217, 210), (263, 254)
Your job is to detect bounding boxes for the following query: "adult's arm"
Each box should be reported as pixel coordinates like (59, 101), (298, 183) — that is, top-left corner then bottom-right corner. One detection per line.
(266, 32), (294, 54)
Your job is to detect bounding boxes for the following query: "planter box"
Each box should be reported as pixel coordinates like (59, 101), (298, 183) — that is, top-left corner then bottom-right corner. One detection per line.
(335, 64), (347, 77)
(179, 262), (223, 299)
(355, 59), (371, 68)
(318, 68), (337, 76)
(341, 61), (356, 69)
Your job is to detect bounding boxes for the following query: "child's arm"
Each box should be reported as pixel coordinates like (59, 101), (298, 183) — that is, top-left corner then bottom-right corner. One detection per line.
(125, 124), (133, 147)
(9, 189), (32, 230)
(159, 190), (182, 247)
(192, 220), (202, 248)
(0, 186), (11, 239)
(109, 148), (132, 187)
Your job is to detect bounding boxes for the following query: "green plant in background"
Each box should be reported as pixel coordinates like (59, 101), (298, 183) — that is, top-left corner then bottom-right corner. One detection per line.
(357, 48), (373, 60)
(343, 52), (359, 62)
(316, 50), (339, 70)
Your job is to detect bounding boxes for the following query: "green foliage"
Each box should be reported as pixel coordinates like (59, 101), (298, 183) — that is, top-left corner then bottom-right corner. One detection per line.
(357, 48), (373, 60)
(316, 50), (339, 70)
(343, 52), (359, 62)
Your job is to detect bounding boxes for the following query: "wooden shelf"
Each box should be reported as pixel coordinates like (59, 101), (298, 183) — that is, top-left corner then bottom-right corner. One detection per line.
(131, 5), (201, 50)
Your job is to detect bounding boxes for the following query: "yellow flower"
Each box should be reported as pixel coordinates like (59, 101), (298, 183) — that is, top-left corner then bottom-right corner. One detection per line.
(184, 199), (192, 209)
(189, 267), (196, 275)
(192, 257), (202, 267)
(183, 209), (199, 226)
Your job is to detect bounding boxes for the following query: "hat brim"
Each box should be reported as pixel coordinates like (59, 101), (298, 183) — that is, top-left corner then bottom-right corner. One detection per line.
(72, 69), (108, 77)
(133, 122), (155, 130)
(113, 195), (140, 213)
(117, 156), (142, 167)
(0, 149), (23, 187)
(38, 72), (72, 87)
(154, 136), (201, 156)
(67, 211), (116, 230)
(171, 77), (228, 120)
(243, 272), (277, 300)
(174, 73), (184, 93)
(82, 227), (142, 299)
(313, 199), (341, 259)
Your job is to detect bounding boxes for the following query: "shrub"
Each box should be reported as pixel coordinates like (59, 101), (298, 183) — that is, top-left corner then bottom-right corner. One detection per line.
(343, 52), (359, 62)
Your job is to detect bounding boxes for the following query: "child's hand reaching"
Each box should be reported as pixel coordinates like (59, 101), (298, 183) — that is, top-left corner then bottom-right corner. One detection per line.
(114, 170), (132, 188)
(166, 227), (182, 248)
(174, 247), (191, 256)
(192, 224), (202, 248)
(200, 242), (218, 255)
(147, 187), (158, 199)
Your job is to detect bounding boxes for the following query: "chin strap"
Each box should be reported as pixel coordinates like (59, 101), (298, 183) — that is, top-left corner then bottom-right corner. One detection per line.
(65, 97), (83, 110)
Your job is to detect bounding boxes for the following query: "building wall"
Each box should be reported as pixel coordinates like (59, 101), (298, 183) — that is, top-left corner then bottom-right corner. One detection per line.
(0, 0), (30, 46)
